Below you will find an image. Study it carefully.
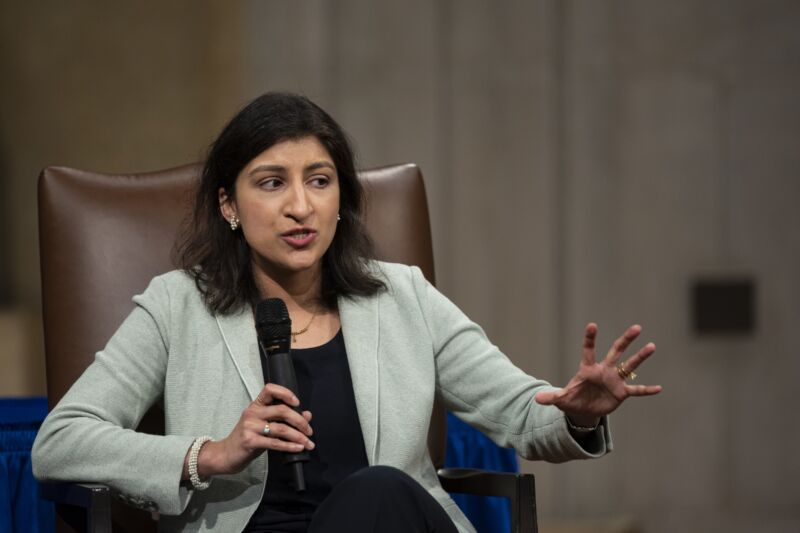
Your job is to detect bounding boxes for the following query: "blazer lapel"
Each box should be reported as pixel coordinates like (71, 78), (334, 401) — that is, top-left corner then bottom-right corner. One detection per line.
(215, 308), (263, 401)
(214, 296), (382, 463)
(339, 292), (381, 464)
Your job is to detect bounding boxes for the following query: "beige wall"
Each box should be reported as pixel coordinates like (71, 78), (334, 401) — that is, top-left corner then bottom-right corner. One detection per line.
(2, 1), (799, 531)
(0, 0), (244, 394)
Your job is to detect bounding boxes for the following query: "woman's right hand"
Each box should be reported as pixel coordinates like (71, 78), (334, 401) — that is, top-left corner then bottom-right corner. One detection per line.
(190, 383), (315, 478)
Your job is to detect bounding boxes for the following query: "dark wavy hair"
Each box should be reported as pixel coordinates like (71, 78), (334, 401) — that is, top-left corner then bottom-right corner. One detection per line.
(176, 92), (385, 314)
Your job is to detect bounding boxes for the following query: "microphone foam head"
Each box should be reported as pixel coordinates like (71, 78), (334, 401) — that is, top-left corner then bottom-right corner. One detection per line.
(255, 298), (291, 344)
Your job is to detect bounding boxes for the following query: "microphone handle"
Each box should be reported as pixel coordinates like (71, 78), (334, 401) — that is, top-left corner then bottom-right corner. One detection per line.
(266, 350), (309, 492)
(266, 352), (303, 413)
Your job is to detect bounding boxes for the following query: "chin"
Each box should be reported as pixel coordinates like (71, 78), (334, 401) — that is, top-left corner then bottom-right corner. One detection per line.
(282, 257), (323, 274)
(255, 248), (327, 277)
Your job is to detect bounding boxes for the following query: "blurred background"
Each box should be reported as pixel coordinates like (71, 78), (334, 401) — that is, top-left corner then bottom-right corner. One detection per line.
(1, 1), (799, 532)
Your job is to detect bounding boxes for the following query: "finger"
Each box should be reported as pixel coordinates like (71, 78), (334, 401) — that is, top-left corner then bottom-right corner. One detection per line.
(302, 411), (313, 422)
(250, 421), (315, 450)
(622, 342), (656, 372)
(251, 404), (313, 436)
(253, 384), (277, 406)
(624, 384), (662, 396)
(258, 435), (309, 453)
(255, 383), (300, 407)
(534, 389), (564, 406)
(269, 405), (314, 436)
(582, 323), (598, 365)
(605, 324), (642, 364)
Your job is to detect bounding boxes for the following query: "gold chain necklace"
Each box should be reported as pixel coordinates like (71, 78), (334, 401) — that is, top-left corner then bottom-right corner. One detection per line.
(291, 310), (317, 344)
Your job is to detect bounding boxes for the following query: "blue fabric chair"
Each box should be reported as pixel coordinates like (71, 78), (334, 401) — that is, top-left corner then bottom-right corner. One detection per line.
(445, 412), (519, 533)
(0, 397), (54, 533)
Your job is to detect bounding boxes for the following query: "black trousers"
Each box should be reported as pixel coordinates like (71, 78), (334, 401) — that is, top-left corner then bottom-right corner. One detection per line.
(307, 465), (460, 533)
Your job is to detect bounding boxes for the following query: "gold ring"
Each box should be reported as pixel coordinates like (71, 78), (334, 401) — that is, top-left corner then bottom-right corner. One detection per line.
(262, 424), (271, 436)
(616, 362), (637, 381)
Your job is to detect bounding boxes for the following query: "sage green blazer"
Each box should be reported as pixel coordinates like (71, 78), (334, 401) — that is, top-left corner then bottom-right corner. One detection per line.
(32, 261), (611, 532)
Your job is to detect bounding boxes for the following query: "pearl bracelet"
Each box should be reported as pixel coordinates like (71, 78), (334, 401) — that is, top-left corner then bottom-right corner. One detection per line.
(188, 436), (214, 491)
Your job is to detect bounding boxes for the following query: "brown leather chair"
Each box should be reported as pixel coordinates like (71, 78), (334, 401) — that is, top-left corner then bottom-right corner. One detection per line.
(38, 164), (537, 533)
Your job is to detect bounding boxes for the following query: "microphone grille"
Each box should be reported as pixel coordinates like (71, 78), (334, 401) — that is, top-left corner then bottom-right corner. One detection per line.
(255, 298), (291, 339)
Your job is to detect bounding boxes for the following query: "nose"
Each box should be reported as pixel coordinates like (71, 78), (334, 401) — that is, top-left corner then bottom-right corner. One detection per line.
(285, 182), (313, 221)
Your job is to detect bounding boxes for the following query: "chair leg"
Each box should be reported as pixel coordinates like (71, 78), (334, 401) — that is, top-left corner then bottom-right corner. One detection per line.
(512, 474), (537, 533)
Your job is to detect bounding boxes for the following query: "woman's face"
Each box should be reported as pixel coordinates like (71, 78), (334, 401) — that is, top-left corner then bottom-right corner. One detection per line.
(220, 136), (340, 280)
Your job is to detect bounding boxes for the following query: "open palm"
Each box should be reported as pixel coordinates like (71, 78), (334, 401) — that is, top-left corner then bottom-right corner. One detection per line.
(534, 323), (662, 424)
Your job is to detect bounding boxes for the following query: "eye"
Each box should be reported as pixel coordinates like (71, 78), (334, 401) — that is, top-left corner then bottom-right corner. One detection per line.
(258, 177), (283, 190)
(308, 175), (331, 188)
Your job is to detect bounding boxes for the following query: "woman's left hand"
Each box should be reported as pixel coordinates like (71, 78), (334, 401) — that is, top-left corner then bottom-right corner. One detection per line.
(534, 323), (662, 427)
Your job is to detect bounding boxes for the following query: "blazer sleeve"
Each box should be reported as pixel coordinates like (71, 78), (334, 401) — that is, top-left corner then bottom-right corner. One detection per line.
(32, 275), (196, 515)
(407, 265), (612, 462)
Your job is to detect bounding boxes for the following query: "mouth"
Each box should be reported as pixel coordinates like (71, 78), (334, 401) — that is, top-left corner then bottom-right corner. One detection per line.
(281, 227), (318, 248)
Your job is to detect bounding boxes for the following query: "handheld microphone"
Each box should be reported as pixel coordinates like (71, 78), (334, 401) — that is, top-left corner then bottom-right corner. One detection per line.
(255, 298), (308, 492)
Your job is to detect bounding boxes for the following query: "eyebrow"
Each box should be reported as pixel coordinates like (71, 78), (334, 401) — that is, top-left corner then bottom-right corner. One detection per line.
(248, 161), (336, 176)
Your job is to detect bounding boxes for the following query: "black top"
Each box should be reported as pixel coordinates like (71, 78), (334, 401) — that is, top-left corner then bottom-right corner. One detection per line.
(244, 330), (370, 533)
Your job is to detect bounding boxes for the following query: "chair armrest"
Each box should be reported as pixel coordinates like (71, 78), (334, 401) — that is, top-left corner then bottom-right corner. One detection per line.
(438, 468), (538, 533)
(40, 481), (111, 508)
(40, 482), (111, 533)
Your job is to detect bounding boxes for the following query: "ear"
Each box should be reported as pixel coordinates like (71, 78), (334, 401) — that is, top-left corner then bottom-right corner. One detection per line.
(218, 187), (237, 221)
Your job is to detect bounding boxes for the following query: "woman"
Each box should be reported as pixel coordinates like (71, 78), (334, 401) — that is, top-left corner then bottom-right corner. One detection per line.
(33, 92), (661, 533)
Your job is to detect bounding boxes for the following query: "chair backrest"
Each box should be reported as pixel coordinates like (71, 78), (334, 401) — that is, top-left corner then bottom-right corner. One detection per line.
(38, 163), (446, 528)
